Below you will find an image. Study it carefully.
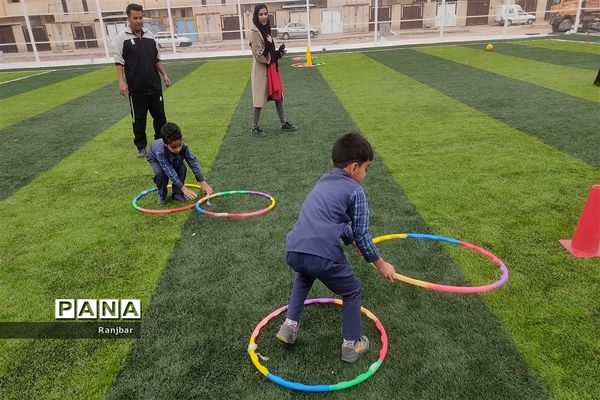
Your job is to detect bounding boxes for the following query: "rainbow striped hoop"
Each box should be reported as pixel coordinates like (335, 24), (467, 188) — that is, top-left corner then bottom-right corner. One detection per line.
(248, 297), (388, 392)
(195, 190), (275, 218)
(372, 233), (509, 293)
(132, 183), (202, 214)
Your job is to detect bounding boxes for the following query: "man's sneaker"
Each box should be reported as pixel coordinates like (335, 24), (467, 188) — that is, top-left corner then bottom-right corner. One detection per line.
(157, 194), (167, 205)
(136, 147), (147, 158)
(172, 193), (186, 202)
(276, 321), (299, 344)
(251, 126), (266, 137)
(341, 336), (370, 363)
(280, 121), (297, 131)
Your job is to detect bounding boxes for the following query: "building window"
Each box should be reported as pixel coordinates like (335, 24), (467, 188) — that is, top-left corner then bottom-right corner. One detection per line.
(146, 10), (160, 19)
(61, 0), (68, 14)
(201, 0), (206, 5)
(82, 0), (89, 13)
(221, 0), (226, 4)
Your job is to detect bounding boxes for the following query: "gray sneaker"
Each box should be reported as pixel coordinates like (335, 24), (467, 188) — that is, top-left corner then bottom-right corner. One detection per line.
(136, 147), (147, 158)
(341, 336), (370, 363)
(157, 194), (167, 205)
(276, 322), (298, 344)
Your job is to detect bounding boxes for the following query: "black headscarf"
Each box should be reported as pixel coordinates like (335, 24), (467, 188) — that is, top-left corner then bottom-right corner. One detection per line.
(252, 4), (277, 64)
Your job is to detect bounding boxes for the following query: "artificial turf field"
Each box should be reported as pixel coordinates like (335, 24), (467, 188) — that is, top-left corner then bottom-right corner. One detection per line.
(0, 37), (599, 399)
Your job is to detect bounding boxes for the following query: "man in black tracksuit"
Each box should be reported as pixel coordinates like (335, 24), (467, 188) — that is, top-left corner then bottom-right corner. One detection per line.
(114, 3), (171, 158)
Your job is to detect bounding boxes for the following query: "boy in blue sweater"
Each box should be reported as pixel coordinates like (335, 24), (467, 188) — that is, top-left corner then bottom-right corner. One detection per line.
(147, 122), (213, 204)
(277, 132), (396, 363)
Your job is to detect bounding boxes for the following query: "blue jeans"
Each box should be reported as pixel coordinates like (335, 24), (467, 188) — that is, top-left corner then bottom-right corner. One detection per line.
(149, 160), (186, 199)
(285, 251), (362, 341)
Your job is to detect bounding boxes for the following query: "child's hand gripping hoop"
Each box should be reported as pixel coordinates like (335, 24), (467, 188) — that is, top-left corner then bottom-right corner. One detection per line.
(132, 183), (202, 214)
(372, 233), (509, 293)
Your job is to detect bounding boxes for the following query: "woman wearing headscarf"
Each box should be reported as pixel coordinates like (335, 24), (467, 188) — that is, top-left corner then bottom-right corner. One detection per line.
(249, 4), (297, 137)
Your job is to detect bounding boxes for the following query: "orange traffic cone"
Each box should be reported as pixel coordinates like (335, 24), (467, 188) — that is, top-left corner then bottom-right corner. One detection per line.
(560, 185), (600, 258)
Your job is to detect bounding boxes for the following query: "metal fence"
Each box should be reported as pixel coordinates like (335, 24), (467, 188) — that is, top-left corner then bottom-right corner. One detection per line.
(0, 0), (598, 66)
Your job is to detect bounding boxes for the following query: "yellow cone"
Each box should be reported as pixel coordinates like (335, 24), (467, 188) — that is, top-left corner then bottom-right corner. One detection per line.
(305, 47), (312, 65)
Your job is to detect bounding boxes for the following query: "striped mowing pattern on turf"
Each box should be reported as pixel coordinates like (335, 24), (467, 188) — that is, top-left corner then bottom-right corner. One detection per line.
(0, 60), (249, 400)
(417, 45), (600, 103)
(0, 61), (202, 201)
(515, 38), (600, 55)
(0, 67), (115, 130)
(107, 57), (547, 400)
(0, 69), (92, 99)
(320, 51), (600, 400)
(368, 48), (600, 166)
(471, 41), (599, 70)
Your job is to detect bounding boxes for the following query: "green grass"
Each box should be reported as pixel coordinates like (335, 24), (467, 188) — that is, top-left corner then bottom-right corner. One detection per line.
(0, 67), (116, 130)
(368, 48), (600, 166)
(0, 59), (249, 399)
(516, 39), (600, 55)
(0, 39), (599, 400)
(107, 59), (547, 400)
(0, 69), (91, 99)
(0, 70), (45, 83)
(0, 61), (200, 201)
(417, 45), (600, 102)
(320, 51), (600, 400)
(473, 41), (599, 70)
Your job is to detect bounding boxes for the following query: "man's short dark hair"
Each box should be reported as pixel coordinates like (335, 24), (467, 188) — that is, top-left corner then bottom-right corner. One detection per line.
(126, 3), (143, 16)
(332, 132), (374, 168)
(161, 122), (182, 144)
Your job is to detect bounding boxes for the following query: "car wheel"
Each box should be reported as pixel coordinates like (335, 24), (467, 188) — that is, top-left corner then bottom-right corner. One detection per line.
(507, 19), (513, 26)
(558, 18), (573, 32)
(527, 19), (534, 25)
(282, 33), (290, 40)
(310, 31), (316, 38)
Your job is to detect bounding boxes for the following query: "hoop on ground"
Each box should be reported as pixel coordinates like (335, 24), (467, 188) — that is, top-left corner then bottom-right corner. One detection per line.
(195, 190), (275, 218)
(291, 56), (318, 62)
(372, 233), (509, 293)
(291, 61), (325, 68)
(248, 297), (388, 392)
(132, 183), (202, 214)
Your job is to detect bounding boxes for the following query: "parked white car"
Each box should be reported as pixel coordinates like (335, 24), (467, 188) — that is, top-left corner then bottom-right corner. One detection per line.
(154, 31), (193, 47)
(277, 22), (319, 40)
(496, 5), (536, 25)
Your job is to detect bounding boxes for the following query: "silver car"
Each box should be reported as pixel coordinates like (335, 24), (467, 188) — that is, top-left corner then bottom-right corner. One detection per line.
(277, 22), (319, 40)
(154, 31), (193, 48)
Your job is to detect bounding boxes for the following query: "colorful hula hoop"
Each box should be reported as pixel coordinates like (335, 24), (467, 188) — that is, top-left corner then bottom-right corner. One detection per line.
(132, 183), (202, 214)
(248, 297), (388, 392)
(372, 233), (509, 293)
(291, 61), (325, 68)
(195, 190), (275, 218)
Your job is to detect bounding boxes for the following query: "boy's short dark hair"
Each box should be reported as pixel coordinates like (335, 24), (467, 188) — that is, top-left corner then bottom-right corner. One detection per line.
(332, 132), (374, 168)
(161, 122), (182, 144)
(126, 3), (143, 16)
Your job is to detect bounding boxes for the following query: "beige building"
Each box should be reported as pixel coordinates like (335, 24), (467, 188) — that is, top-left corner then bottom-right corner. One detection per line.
(0, 0), (552, 55)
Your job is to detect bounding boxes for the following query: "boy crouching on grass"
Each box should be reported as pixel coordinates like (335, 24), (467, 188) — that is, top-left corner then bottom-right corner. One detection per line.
(277, 132), (396, 363)
(147, 122), (213, 204)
